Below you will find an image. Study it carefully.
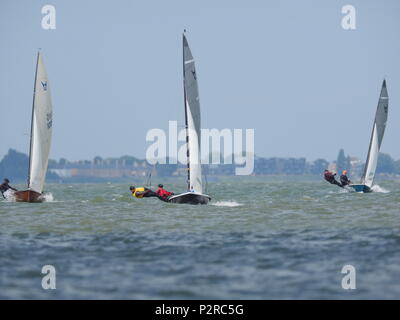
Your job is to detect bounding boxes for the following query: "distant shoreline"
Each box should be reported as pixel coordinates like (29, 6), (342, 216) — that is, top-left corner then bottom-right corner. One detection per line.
(2, 148), (400, 183)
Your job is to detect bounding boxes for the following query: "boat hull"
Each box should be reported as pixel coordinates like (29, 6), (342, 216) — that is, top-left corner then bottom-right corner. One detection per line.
(14, 190), (44, 203)
(168, 192), (211, 205)
(349, 184), (372, 193)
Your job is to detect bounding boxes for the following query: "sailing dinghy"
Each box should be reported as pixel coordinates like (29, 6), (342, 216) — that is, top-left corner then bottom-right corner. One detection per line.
(14, 52), (53, 202)
(349, 80), (388, 193)
(168, 33), (211, 205)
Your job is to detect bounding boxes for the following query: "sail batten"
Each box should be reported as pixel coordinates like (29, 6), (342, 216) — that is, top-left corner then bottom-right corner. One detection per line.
(361, 80), (389, 187)
(183, 33), (202, 193)
(28, 53), (53, 194)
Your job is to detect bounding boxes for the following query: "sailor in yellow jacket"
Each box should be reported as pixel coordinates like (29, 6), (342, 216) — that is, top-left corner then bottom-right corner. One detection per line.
(130, 186), (158, 198)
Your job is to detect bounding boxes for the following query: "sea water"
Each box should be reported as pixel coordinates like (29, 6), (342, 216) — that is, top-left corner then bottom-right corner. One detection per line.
(1, 177), (400, 299)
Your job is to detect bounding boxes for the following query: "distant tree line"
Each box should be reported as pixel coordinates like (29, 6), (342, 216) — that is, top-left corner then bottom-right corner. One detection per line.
(1, 148), (400, 182)
(334, 148), (400, 176)
(0, 149), (59, 183)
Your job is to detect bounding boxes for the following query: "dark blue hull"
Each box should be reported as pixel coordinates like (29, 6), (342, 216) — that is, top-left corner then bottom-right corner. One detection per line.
(349, 184), (372, 193)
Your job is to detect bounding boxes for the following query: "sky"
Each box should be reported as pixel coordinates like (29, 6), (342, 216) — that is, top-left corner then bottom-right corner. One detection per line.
(0, 0), (399, 162)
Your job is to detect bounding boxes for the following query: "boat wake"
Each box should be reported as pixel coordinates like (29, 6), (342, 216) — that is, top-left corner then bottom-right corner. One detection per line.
(371, 185), (390, 193)
(343, 185), (389, 193)
(211, 201), (242, 207)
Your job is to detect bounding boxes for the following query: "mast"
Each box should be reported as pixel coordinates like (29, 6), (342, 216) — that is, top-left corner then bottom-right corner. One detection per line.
(27, 51), (40, 188)
(183, 31), (190, 191)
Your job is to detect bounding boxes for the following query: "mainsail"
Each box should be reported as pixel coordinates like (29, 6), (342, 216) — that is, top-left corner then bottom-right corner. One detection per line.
(28, 52), (53, 194)
(183, 33), (202, 193)
(361, 80), (388, 188)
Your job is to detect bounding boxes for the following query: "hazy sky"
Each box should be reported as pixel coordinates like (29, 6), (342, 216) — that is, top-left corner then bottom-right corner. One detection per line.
(1, 0), (399, 162)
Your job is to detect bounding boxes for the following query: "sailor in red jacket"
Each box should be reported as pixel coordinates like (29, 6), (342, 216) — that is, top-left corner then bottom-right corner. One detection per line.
(323, 170), (343, 188)
(156, 184), (174, 200)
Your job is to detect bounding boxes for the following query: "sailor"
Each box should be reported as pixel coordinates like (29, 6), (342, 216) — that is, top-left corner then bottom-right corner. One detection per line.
(0, 178), (17, 198)
(323, 170), (343, 188)
(340, 170), (351, 187)
(129, 186), (158, 198)
(156, 184), (174, 200)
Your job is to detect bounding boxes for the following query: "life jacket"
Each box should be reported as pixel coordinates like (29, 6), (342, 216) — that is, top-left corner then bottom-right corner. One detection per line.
(324, 171), (333, 181)
(340, 175), (349, 185)
(0, 183), (9, 192)
(157, 188), (172, 198)
(133, 187), (145, 198)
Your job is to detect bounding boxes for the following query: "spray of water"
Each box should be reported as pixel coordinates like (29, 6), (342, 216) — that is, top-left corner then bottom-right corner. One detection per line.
(371, 185), (390, 193)
(42, 193), (54, 202)
(211, 201), (242, 207)
(2, 190), (16, 202)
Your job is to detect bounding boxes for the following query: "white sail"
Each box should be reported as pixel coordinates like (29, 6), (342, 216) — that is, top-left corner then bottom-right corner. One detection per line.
(28, 53), (53, 193)
(183, 34), (202, 193)
(361, 80), (388, 188)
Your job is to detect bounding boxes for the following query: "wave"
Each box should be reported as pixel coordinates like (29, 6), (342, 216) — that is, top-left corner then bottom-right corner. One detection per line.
(211, 201), (242, 207)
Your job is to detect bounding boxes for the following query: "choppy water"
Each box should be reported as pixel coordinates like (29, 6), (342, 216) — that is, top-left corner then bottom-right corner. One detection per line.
(1, 177), (400, 299)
